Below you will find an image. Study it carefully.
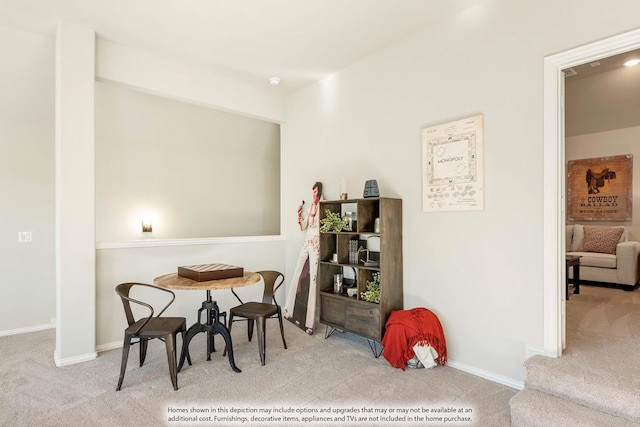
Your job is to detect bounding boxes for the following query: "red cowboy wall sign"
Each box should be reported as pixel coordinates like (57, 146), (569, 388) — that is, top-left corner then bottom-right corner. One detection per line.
(567, 154), (633, 222)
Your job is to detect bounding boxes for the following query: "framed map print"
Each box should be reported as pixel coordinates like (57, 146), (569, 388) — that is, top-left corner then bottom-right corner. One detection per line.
(567, 154), (632, 221)
(422, 114), (484, 212)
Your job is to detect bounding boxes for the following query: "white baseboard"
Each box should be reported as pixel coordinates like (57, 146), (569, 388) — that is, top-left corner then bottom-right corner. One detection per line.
(447, 360), (524, 391)
(525, 344), (547, 360)
(54, 350), (98, 367)
(0, 323), (109, 366)
(0, 319), (55, 337)
(96, 341), (122, 353)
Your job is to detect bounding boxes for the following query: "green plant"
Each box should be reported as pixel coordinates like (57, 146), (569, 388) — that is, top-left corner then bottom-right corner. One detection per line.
(360, 272), (380, 303)
(319, 209), (352, 232)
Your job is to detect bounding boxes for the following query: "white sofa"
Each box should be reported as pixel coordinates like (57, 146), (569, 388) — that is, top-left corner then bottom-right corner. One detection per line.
(566, 224), (640, 290)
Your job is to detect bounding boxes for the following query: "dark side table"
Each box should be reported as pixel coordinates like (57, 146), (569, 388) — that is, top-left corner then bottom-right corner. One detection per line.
(566, 255), (581, 300)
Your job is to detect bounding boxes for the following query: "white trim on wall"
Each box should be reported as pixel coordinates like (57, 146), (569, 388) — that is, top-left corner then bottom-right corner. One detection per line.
(447, 360), (524, 391)
(0, 318), (56, 337)
(96, 235), (285, 250)
(543, 28), (640, 358)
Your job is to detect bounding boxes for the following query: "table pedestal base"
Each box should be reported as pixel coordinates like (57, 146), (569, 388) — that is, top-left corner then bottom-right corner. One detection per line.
(178, 291), (241, 373)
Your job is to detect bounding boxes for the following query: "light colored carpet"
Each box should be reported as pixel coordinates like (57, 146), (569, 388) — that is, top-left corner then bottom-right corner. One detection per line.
(510, 388), (639, 427)
(0, 320), (516, 426)
(566, 283), (640, 342)
(563, 284), (640, 422)
(513, 284), (640, 426)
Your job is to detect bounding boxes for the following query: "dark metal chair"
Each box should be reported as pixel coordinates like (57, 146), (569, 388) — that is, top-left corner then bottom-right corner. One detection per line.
(115, 282), (191, 391)
(225, 270), (287, 365)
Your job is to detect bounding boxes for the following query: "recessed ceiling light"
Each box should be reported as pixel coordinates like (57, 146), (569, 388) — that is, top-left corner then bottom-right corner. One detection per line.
(269, 77), (281, 86)
(624, 59), (640, 67)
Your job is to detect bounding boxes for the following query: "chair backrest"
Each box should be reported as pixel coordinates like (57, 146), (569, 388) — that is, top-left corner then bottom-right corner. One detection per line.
(256, 271), (284, 305)
(115, 283), (176, 331)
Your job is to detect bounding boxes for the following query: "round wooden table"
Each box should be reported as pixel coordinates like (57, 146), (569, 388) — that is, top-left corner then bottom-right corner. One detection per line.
(154, 271), (261, 373)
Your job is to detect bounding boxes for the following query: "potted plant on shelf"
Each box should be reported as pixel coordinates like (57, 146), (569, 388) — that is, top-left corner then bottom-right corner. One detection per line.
(319, 209), (352, 232)
(361, 272), (380, 304)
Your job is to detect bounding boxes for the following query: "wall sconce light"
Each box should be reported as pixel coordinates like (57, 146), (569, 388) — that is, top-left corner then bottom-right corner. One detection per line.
(141, 220), (153, 233)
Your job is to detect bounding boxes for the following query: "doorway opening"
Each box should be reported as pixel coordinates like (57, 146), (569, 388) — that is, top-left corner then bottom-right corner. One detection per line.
(543, 28), (640, 357)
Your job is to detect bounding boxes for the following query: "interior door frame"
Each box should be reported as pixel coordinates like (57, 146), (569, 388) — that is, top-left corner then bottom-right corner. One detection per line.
(543, 28), (640, 357)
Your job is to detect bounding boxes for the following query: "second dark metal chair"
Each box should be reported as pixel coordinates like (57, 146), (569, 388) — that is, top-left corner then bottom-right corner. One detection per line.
(226, 270), (287, 365)
(115, 282), (191, 391)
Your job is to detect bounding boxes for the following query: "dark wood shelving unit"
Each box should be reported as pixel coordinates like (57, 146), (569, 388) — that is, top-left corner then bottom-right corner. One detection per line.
(318, 197), (403, 351)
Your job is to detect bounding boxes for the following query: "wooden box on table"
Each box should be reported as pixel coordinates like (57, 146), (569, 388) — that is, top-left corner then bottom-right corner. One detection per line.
(177, 263), (244, 282)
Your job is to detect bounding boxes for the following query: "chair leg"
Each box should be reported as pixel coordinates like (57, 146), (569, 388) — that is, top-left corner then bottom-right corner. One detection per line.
(165, 333), (178, 391)
(139, 338), (148, 367)
(277, 310), (288, 349)
(116, 336), (132, 391)
(247, 319), (255, 342)
(257, 316), (266, 366)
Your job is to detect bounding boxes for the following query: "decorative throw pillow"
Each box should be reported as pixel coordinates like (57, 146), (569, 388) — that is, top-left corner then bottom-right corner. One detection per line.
(581, 226), (624, 255)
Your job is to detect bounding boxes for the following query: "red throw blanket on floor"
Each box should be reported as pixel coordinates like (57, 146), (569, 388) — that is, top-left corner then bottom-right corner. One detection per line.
(381, 307), (447, 370)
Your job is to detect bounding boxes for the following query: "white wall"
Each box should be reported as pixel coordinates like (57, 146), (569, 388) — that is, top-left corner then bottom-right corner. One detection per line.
(89, 42), (288, 359)
(0, 24), (55, 334)
(281, 0), (640, 384)
(55, 21), (96, 365)
(566, 125), (640, 238)
(95, 81), (281, 241)
(95, 39), (285, 124)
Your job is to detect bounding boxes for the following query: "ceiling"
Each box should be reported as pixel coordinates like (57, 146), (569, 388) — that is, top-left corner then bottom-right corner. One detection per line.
(564, 48), (640, 80)
(0, 0), (487, 94)
(564, 48), (640, 137)
(3, 1), (637, 137)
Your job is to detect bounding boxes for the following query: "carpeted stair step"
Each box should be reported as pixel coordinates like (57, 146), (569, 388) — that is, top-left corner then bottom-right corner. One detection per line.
(524, 355), (640, 424)
(510, 389), (639, 427)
